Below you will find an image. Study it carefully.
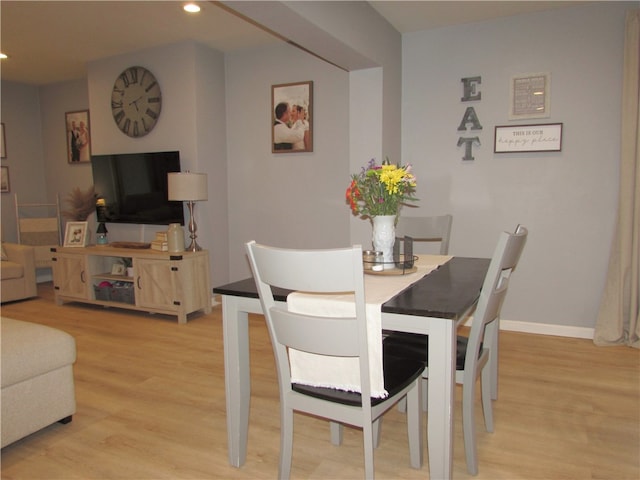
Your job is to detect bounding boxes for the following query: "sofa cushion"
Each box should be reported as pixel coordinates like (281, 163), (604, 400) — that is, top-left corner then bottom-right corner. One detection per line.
(1, 261), (24, 280)
(1, 317), (76, 388)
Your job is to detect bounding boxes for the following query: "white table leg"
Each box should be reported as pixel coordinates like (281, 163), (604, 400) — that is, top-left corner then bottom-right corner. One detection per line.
(427, 319), (456, 480)
(222, 295), (251, 467)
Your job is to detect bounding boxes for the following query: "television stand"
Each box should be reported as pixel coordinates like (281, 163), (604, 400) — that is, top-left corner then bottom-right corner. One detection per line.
(51, 245), (211, 324)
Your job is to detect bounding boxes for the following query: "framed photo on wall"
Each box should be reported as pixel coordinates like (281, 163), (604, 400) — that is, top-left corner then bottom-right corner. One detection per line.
(1, 166), (9, 193)
(63, 221), (89, 247)
(272, 81), (313, 153)
(65, 110), (91, 163)
(1, 123), (6, 159)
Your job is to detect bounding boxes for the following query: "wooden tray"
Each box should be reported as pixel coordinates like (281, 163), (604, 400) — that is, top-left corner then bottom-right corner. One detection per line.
(109, 241), (151, 249)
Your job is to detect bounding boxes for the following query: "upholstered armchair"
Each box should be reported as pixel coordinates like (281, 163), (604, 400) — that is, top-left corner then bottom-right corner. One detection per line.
(1, 243), (37, 303)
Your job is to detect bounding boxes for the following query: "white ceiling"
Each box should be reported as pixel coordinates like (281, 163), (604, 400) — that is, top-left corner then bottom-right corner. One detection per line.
(1, 1), (587, 86)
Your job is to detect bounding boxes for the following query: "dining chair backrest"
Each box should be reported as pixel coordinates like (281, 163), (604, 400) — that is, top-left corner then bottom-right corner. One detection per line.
(465, 225), (528, 375)
(245, 241), (372, 404)
(395, 214), (453, 255)
(15, 193), (62, 269)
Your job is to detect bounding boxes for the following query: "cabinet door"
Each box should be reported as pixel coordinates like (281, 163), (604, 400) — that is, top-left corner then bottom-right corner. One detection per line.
(134, 258), (177, 311)
(53, 253), (89, 299)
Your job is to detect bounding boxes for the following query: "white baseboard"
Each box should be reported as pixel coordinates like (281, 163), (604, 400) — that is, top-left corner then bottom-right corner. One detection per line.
(463, 317), (594, 340)
(499, 319), (594, 339)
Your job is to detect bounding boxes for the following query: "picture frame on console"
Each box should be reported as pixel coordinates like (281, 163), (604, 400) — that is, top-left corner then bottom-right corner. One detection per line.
(65, 110), (91, 163)
(271, 81), (313, 153)
(63, 221), (89, 247)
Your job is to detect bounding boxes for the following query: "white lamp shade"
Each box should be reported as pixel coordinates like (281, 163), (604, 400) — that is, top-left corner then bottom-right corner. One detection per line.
(168, 172), (208, 202)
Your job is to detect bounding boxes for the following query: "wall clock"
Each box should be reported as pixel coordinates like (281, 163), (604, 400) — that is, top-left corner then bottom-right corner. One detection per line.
(111, 66), (162, 138)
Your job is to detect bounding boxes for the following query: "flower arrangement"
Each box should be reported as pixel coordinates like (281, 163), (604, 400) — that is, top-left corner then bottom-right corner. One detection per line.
(346, 158), (417, 217)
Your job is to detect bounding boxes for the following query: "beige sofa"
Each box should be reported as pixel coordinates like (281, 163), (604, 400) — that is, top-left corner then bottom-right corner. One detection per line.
(1, 317), (77, 448)
(1, 243), (38, 303)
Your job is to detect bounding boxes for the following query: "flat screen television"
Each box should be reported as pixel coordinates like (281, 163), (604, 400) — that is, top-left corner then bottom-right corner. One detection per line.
(91, 151), (185, 225)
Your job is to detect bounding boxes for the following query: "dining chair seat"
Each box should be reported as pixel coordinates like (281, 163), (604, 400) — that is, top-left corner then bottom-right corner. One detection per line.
(292, 352), (424, 407)
(383, 333), (482, 371)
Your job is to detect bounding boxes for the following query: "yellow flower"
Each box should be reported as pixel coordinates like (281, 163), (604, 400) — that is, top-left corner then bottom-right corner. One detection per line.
(380, 165), (407, 195)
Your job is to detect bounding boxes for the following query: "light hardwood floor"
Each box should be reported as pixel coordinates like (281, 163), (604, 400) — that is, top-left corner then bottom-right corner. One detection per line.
(1, 283), (639, 479)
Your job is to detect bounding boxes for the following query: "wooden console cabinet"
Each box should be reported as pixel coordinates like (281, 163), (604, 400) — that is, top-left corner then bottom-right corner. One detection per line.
(51, 246), (212, 324)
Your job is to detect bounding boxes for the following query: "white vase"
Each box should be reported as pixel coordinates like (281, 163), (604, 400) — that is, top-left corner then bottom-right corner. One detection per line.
(167, 223), (185, 252)
(372, 215), (396, 270)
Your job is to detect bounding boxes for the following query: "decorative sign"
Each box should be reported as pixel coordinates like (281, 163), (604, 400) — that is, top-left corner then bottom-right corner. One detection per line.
(457, 76), (483, 161)
(509, 73), (550, 120)
(494, 123), (563, 153)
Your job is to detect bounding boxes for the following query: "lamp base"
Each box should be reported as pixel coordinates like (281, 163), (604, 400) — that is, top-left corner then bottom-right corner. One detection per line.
(186, 239), (202, 252)
(186, 201), (202, 252)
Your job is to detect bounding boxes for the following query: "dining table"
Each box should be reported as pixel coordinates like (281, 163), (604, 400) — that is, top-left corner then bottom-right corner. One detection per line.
(213, 255), (490, 480)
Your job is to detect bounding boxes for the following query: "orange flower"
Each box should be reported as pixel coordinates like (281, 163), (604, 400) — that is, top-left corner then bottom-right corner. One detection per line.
(346, 180), (361, 214)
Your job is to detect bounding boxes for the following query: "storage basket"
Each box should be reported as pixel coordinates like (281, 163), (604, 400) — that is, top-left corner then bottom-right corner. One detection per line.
(110, 283), (135, 304)
(93, 284), (112, 301)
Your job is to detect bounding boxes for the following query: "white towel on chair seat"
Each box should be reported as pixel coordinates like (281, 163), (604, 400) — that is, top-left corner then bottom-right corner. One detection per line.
(288, 255), (451, 398)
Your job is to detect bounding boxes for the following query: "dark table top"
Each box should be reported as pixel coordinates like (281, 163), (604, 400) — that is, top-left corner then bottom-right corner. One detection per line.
(213, 257), (490, 321)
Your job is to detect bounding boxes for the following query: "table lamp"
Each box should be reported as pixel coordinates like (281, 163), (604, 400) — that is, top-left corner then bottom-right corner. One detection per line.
(167, 172), (208, 251)
(96, 222), (108, 245)
(95, 197), (108, 245)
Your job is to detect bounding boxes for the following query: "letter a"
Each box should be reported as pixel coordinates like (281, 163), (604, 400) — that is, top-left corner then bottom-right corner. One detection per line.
(457, 107), (483, 131)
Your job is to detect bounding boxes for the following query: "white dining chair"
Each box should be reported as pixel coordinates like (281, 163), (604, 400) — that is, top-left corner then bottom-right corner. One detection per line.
(395, 214), (453, 255)
(245, 241), (424, 479)
(384, 225), (528, 475)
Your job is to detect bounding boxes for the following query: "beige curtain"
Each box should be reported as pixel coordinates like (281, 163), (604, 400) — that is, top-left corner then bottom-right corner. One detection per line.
(594, 9), (640, 348)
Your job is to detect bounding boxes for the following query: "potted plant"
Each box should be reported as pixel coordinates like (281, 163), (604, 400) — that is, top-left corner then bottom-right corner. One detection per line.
(120, 258), (133, 277)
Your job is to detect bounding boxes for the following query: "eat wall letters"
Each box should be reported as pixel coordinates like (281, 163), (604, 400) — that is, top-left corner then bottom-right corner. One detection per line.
(458, 76), (483, 161)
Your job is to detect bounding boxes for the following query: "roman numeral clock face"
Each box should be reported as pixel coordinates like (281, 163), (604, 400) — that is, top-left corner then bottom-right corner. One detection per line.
(111, 66), (162, 138)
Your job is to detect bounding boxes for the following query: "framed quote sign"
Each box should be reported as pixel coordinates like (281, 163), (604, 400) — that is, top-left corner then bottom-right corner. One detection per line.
(509, 73), (550, 120)
(494, 123), (563, 153)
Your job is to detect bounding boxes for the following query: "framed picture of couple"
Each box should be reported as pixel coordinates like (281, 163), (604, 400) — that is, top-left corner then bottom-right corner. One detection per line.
(271, 81), (313, 154)
(65, 110), (91, 163)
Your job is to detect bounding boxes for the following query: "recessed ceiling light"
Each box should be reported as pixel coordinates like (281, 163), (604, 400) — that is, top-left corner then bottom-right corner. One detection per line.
(183, 3), (200, 14)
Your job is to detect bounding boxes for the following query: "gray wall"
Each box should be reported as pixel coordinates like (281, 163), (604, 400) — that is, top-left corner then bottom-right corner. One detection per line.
(225, 43), (351, 280)
(0, 81), (49, 243)
(0, 2), (632, 334)
(400, 2), (628, 330)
